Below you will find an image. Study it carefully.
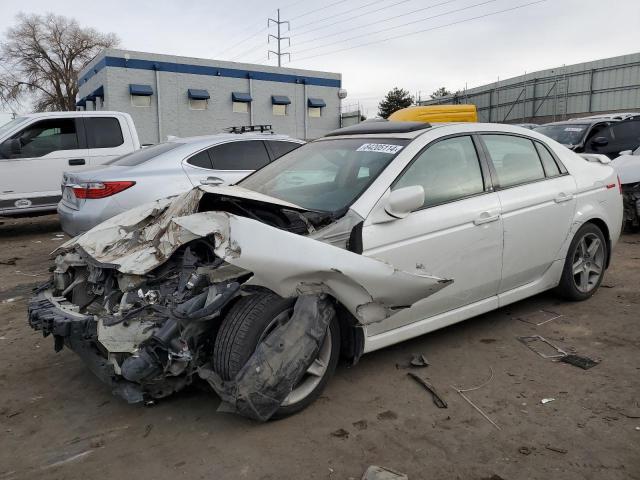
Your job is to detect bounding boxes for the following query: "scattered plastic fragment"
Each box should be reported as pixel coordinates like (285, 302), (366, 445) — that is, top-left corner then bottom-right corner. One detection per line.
(518, 446), (532, 455)
(407, 372), (447, 408)
(561, 354), (599, 370)
(545, 445), (568, 454)
(362, 465), (408, 480)
(330, 428), (349, 439)
(541, 398), (555, 404)
(517, 335), (567, 358)
(396, 353), (429, 369)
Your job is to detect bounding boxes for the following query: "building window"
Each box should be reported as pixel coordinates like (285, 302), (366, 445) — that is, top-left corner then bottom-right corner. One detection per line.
(273, 104), (287, 116)
(232, 92), (252, 114)
(271, 95), (291, 117)
(307, 97), (326, 118)
(129, 84), (153, 108)
(188, 89), (210, 111)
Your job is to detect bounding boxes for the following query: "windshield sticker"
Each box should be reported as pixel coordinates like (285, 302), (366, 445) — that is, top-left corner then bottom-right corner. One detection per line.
(356, 143), (404, 154)
(564, 127), (584, 132)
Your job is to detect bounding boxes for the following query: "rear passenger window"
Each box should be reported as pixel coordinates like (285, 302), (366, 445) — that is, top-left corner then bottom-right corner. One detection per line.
(187, 150), (213, 169)
(535, 142), (561, 177)
(393, 136), (484, 208)
(210, 141), (270, 170)
(267, 140), (301, 160)
(482, 135), (545, 188)
(85, 117), (124, 149)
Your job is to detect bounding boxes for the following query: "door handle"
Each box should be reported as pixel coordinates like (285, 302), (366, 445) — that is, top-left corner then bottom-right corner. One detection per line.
(68, 158), (85, 166)
(473, 212), (500, 225)
(200, 176), (224, 186)
(554, 192), (574, 203)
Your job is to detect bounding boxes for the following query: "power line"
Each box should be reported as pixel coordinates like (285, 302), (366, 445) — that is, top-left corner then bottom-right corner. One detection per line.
(295, 0), (499, 55)
(295, 0), (460, 47)
(217, 26), (268, 59)
(292, 0), (547, 62)
(291, 0), (396, 35)
(289, 0), (352, 21)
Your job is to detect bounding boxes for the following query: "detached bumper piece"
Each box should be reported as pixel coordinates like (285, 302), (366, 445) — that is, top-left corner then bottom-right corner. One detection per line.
(27, 290), (147, 403)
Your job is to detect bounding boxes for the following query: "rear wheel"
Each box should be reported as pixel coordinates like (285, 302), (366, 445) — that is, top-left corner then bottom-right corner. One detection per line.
(213, 292), (340, 418)
(555, 223), (607, 301)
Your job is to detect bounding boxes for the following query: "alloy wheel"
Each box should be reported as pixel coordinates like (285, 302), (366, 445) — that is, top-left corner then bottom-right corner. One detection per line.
(571, 232), (605, 293)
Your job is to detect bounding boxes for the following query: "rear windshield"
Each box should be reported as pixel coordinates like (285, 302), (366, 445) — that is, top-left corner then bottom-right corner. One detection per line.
(534, 124), (588, 146)
(106, 142), (183, 166)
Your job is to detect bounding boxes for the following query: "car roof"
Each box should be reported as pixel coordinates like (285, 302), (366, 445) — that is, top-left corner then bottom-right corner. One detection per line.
(21, 110), (128, 118)
(537, 118), (612, 127)
(165, 132), (303, 148)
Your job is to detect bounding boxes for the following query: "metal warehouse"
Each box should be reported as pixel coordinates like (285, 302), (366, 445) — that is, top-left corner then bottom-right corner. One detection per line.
(76, 49), (344, 144)
(419, 52), (640, 124)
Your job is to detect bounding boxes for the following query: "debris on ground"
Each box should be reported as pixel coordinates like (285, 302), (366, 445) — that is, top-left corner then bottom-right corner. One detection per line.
(541, 398), (555, 404)
(517, 335), (567, 358)
(396, 353), (429, 369)
(407, 372), (447, 408)
(561, 354), (599, 370)
(516, 310), (563, 326)
(377, 410), (398, 421)
(142, 424), (153, 438)
(352, 419), (368, 430)
(518, 446), (532, 455)
(1, 297), (22, 304)
(361, 465), (408, 480)
(0, 257), (20, 265)
(451, 368), (500, 430)
(330, 428), (349, 439)
(545, 445), (568, 454)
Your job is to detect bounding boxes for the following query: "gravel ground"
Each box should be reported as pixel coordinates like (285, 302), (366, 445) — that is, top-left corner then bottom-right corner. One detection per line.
(0, 214), (639, 480)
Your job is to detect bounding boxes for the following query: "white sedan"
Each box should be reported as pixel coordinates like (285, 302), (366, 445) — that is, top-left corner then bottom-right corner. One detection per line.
(29, 121), (623, 419)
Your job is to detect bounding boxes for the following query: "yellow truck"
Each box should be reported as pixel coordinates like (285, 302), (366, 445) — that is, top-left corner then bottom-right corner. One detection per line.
(389, 104), (478, 123)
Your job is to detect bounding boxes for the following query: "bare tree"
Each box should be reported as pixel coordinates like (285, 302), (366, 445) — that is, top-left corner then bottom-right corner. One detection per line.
(0, 13), (119, 112)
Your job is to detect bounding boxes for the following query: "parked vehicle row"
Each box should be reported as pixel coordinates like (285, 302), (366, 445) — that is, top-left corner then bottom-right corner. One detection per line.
(28, 120), (623, 418)
(0, 111), (140, 216)
(58, 132), (303, 235)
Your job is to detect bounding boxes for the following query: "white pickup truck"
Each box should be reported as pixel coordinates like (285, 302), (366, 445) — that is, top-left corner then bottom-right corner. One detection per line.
(0, 111), (140, 216)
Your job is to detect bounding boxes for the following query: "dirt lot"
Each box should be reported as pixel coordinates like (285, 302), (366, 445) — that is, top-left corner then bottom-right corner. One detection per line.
(0, 214), (638, 480)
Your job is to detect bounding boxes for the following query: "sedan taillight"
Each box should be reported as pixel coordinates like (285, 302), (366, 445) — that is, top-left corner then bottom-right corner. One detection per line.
(73, 181), (135, 199)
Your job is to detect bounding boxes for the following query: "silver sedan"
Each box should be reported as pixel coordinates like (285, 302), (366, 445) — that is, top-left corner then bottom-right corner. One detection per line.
(57, 132), (303, 235)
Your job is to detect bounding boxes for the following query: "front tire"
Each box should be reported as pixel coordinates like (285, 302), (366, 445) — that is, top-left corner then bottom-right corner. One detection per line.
(555, 223), (607, 301)
(213, 292), (340, 419)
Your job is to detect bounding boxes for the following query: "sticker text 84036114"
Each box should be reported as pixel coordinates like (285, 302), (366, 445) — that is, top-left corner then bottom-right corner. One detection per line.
(356, 143), (404, 154)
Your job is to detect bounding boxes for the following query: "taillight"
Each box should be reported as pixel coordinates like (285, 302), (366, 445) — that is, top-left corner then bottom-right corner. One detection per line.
(72, 181), (135, 199)
(618, 175), (622, 194)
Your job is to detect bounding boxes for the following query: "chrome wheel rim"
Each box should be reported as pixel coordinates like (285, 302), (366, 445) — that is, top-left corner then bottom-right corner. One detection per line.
(572, 232), (605, 293)
(258, 309), (331, 407)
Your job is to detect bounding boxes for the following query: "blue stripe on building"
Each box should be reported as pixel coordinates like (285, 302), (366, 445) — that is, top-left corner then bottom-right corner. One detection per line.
(79, 56), (341, 88)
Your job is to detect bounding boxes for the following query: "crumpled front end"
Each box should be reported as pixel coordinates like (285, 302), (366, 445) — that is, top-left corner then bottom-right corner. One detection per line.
(28, 186), (452, 407)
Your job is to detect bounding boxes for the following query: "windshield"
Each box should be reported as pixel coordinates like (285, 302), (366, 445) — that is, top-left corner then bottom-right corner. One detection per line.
(534, 124), (588, 146)
(239, 137), (409, 212)
(106, 142), (183, 166)
(0, 116), (28, 138)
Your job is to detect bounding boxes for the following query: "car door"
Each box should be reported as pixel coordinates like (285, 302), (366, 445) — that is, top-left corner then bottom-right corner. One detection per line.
(362, 135), (503, 335)
(600, 119), (640, 158)
(183, 140), (271, 187)
(0, 117), (88, 206)
(479, 133), (577, 293)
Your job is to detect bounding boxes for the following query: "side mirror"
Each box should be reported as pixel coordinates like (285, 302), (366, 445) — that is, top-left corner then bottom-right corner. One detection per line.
(0, 138), (21, 158)
(591, 136), (609, 147)
(384, 185), (425, 219)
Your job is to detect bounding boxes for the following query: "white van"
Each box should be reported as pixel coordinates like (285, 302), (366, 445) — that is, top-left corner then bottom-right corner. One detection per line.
(0, 111), (140, 216)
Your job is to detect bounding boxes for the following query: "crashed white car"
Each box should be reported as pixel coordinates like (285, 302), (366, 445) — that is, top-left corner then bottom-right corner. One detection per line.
(611, 146), (640, 231)
(28, 121), (623, 420)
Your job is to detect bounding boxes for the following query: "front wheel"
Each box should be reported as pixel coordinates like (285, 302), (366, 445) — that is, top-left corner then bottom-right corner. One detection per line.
(555, 223), (607, 301)
(213, 292), (340, 419)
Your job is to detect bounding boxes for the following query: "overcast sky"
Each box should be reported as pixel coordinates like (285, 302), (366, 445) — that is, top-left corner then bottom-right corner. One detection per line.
(1, 0), (639, 116)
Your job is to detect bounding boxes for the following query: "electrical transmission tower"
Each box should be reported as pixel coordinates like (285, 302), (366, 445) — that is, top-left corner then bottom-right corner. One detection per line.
(268, 9), (290, 67)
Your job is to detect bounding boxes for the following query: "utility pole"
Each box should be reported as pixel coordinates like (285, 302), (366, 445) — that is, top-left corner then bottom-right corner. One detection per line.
(268, 9), (290, 67)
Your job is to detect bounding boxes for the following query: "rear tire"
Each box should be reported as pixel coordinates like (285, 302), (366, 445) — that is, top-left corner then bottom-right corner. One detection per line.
(213, 292), (340, 419)
(555, 223), (607, 301)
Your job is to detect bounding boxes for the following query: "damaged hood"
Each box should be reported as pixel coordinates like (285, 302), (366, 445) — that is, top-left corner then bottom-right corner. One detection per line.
(56, 187), (451, 324)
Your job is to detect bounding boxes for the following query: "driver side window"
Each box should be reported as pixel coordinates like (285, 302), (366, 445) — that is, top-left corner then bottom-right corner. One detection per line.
(393, 136), (485, 208)
(0, 118), (79, 159)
